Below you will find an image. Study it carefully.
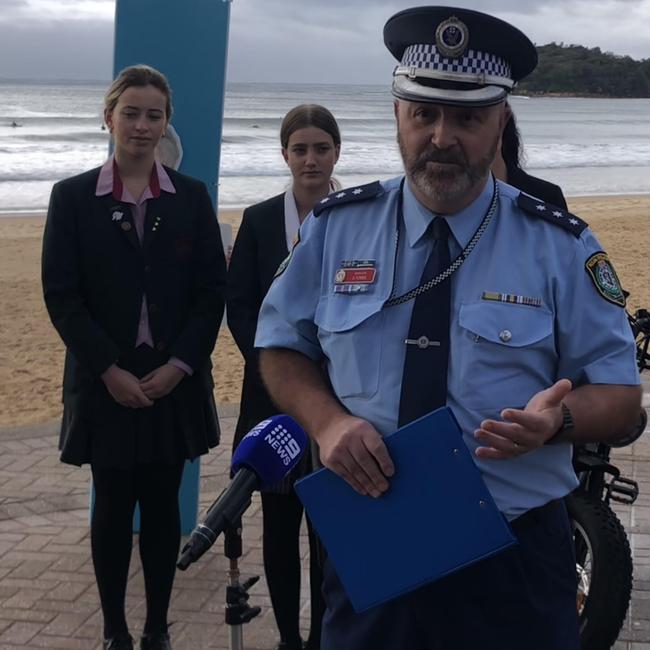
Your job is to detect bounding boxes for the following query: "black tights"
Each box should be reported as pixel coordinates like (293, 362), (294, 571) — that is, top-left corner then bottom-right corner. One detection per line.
(91, 463), (184, 639)
(261, 491), (325, 648)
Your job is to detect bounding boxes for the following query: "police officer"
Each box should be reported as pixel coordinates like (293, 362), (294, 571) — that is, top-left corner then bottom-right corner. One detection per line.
(255, 6), (642, 650)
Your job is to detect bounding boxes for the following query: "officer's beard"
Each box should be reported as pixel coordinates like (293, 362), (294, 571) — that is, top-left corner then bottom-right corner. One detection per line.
(399, 133), (498, 208)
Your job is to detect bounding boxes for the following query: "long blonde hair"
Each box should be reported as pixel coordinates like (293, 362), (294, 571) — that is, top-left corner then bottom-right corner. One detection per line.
(104, 64), (173, 120)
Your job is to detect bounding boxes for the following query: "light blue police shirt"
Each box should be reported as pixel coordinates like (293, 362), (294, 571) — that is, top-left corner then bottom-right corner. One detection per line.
(255, 175), (640, 518)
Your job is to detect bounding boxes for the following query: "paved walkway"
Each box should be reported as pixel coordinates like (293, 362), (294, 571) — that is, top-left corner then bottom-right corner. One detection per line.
(1, 386), (649, 650)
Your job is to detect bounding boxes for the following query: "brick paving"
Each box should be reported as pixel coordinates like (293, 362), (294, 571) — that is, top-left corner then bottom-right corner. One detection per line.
(0, 386), (649, 650)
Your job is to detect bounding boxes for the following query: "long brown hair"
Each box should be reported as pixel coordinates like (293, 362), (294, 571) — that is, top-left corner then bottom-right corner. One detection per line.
(280, 104), (341, 149)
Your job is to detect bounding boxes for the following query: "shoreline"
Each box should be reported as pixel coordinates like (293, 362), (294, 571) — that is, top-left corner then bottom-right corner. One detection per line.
(1, 194), (649, 429)
(3, 191), (650, 217)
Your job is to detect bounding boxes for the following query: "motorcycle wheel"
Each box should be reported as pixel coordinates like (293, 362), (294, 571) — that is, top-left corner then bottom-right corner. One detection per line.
(565, 492), (633, 650)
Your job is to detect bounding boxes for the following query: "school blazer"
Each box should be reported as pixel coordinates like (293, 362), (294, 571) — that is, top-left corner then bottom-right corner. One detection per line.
(507, 166), (568, 210)
(42, 166), (227, 455)
(227, 193), (289, 440)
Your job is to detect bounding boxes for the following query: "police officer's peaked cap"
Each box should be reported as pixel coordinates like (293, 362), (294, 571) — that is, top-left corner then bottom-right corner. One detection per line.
(384, 6), (537, 107)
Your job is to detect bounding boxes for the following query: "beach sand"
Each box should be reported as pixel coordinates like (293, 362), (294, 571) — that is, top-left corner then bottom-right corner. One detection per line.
(1, 196), (649, 428)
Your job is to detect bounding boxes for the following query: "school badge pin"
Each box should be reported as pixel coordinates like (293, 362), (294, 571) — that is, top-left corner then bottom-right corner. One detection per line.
(111, 210), (123, 221)
(585, 251), (625, 307)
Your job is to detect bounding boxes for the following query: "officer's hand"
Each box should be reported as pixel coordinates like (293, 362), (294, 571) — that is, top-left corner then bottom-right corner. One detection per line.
(140, 364), (186, 400)
(101, 364), (154, 408)
(474, 379), (572, 459)
(317, 414), (395, 497)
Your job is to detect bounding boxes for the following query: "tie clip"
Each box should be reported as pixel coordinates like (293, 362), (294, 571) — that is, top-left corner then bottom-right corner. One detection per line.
(405, 336), (440, 349)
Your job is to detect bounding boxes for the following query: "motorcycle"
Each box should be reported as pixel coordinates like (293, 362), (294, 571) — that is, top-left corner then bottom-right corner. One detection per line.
(566, 305), (650, 649)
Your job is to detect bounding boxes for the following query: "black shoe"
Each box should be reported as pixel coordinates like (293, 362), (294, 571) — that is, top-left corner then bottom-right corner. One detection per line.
(277, 639), (303, 650)
(103, 635), (134, 650)
(140, 632), (172, 650)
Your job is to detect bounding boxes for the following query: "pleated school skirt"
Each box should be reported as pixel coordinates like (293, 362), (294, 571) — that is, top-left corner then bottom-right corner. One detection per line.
(59, 344), (220, 469)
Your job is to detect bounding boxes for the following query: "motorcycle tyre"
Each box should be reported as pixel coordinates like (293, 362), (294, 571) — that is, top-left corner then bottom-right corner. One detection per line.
(565, 492), (633, 650)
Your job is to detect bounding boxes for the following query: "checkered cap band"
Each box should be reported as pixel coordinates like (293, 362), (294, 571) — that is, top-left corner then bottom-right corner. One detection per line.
(401, 44), (511, 81)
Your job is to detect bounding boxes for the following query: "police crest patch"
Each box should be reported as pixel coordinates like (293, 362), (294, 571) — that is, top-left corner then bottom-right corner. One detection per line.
(585, 251), (625, 307)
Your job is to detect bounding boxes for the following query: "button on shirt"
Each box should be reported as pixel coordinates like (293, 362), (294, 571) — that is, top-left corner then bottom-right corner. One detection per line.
(255, 176), (639, 518)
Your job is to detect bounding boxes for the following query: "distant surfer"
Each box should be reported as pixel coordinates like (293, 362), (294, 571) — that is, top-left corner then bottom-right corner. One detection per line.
(10, 121), (22, 127)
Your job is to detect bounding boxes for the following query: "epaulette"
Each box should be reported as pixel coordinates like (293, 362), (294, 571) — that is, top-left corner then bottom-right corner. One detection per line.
(517, 192), (588, 237)
(313, 181), (383, 217)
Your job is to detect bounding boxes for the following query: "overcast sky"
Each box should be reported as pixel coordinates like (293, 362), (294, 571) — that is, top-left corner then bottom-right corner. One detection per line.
(1, 0), (649, 83)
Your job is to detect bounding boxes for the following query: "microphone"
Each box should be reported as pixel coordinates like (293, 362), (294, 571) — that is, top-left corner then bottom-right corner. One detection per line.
(177, 414), (308, 569)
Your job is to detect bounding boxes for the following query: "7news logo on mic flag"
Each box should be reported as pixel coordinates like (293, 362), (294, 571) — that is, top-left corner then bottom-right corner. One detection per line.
(232, 415), (308, 488)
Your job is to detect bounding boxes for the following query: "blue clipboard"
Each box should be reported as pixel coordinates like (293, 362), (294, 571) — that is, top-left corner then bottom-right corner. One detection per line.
(295, 407), (516, 612)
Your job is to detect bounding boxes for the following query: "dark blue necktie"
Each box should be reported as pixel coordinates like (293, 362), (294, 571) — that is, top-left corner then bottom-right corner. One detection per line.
(398, 217), (451, 427)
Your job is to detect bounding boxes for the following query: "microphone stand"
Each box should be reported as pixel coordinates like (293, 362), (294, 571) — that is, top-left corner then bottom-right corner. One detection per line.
(224, 518), (261, 650)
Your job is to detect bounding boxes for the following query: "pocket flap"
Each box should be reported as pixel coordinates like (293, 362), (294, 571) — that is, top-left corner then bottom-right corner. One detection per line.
(459, 301), (553, 347)
(315, 295), (385, 332)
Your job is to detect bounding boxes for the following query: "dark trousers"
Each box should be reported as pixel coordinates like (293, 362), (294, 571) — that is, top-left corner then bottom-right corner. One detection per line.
(91, 463), (184, 638)
(321, 500), (580, 650)
(262, 491), (325, 648)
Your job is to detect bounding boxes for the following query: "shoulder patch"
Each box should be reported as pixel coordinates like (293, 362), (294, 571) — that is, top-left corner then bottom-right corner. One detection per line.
(585, 251), (626, 307)
(313, 181), (383, 217)
(516, 192), (588, 237)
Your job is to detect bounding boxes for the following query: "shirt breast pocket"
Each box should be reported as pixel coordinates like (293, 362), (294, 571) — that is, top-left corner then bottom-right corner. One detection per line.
(457, 301), (556, 410)
(315, 296), (385, 399)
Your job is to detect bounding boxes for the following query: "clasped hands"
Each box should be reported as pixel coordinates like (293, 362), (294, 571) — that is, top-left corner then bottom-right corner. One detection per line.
(101, 363), (186, 408)
(317, 379), (572, 498)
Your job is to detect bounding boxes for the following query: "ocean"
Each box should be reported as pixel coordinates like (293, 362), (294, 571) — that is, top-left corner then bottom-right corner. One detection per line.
(1, 80), (650, 213)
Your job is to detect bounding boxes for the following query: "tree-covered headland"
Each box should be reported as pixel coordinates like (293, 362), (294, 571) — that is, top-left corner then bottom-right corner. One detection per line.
(517, 43), (650, 97)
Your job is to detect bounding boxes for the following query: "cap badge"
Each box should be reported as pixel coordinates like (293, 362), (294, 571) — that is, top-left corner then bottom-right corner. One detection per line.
(435, 15), (469, 58)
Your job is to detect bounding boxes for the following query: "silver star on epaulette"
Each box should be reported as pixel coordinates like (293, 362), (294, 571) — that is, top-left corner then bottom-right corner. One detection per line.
(569, 218), (580, 225)
(335, 192), (346, 199)
(352, 188), (363, 195)
(320, 197), (330, 204)
(553, 211), (563, 218)
(535, 204), (546, 211)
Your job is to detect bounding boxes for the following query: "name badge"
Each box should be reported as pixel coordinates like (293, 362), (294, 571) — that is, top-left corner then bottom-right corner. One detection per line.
(334, 260), (376, 294)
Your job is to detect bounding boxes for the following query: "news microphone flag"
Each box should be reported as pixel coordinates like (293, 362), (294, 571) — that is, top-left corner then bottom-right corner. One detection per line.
(178, 415), (308, 569)
(232, 414), (308, 489)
